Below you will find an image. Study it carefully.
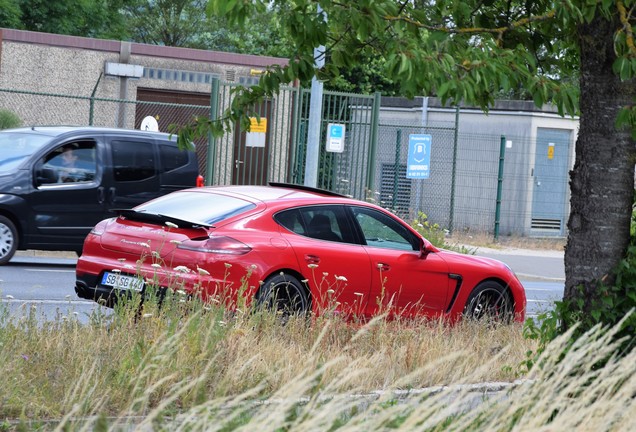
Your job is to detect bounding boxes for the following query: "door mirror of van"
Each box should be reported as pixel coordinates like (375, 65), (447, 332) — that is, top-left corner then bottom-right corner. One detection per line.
(36, 168), (58, 185)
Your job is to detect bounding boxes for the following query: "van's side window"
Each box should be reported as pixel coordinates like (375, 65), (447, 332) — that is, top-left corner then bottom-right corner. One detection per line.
(42, 141), (97, 183)
(159, 144), (189, 173)
(111, 140), (156, 181)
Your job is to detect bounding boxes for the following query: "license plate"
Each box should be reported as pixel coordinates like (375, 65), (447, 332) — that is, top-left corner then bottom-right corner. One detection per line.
(101, 272), (144, 291)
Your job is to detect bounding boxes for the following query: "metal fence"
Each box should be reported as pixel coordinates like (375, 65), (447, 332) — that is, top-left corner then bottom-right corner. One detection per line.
(0, 85), (570, 237)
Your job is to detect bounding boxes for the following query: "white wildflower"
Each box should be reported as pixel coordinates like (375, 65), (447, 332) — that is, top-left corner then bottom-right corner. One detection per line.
(165, 221), (178, 228)
(5, 295), (14, 300)
(140, 242), (150, 248)
(111, 269), (121, 273)
(151, 263), (161, 269)
(354, 292), (364, 297)
(170, 240), (181, 245)
(176, 290), (187, 296)
(307, 264), (318, 269)
(224, 263), (232, 269)
(327, 289), (335, 294)
(335, 275), (348, 282)
(174, 265), (191, 273)
(197, 267), (210, 276)
(151, 251), (160, 258)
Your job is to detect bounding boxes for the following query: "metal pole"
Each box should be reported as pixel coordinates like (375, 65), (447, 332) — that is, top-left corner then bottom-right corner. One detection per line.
(304, 6), (326, 187)
(494, 135), (506, 240)
(393, 129), (402, 210)
(366, 91), (381, 193)
(289, 86), (302, 183)
(205, 77), (220, 186)
(89, 73), (102, 126)
(448, 105), (460, 234)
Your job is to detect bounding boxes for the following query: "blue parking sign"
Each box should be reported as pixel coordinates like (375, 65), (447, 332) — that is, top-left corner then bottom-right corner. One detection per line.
(407, 134), (432, 179)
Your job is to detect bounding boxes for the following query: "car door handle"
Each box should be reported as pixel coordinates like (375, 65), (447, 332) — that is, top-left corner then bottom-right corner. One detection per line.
(108, 187), (116, 204)
(98, 187), (105, 204)
(376, 263), (391, 271)
(305, 254), (320, 265)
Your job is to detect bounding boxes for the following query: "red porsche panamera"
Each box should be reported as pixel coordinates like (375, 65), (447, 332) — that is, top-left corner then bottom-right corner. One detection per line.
(75, 183), (526, 322)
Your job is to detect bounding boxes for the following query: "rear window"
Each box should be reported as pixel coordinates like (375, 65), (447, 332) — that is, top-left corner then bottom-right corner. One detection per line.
(159, 144), (189, 172)
(135, 191), (256, 225)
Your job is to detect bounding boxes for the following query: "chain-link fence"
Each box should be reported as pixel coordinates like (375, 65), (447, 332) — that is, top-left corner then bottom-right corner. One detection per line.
(0, 86), (571, 237)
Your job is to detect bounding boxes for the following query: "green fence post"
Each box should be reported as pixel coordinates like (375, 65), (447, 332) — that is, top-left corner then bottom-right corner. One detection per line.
(393, 129), (402, 210)
(88, 73), (102, 126)
(494, 135), (506, 240)
(448, 105), (459, 234)
(366, 91), (381, 194)
(289, 86), (302, 183)
(205, 77), (220, 186)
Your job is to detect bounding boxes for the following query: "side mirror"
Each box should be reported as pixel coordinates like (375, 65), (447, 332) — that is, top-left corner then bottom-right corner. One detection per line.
(420, 238), (437, 258)
(35, 168), (58, 185)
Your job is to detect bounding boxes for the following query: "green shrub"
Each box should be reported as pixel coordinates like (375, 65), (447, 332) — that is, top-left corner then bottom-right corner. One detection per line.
(0, 109), (21, 129)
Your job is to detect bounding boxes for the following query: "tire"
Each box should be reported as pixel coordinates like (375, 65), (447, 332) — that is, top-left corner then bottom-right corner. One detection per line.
(463, 281), (513, 323)
(0, 216), (18, 265)
(256, 273), (310, 317)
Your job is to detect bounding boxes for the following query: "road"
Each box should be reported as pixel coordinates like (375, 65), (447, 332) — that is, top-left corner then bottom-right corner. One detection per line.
(0, 254), (111, 324)
(0, 248), (564, 322)
(474, 246), (565, 318)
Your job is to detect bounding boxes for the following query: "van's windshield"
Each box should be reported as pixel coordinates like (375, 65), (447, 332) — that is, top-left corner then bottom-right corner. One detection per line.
(0, 132), (52, 173)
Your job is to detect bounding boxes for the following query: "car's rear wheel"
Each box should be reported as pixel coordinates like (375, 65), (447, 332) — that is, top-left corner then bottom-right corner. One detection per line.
(0, 216), (17, 265)
(256, 273), (310, 317)
(463, 281), (513, 322)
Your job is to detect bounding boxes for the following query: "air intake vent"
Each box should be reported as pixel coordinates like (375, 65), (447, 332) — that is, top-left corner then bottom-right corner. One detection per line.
(225, 70), (236, 82)
(531, 218), (561, 230)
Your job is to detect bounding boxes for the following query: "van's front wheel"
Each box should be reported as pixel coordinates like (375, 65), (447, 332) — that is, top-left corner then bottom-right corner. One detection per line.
(0, 216), (17, 265)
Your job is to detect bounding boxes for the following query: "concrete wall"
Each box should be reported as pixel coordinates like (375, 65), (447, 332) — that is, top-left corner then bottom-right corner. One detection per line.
(376, 97), (579, 236)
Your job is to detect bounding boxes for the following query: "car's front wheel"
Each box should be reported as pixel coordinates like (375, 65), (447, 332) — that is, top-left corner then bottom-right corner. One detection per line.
(463, 281), (513, 322)
(256, 273), (310, 317)
(0, 216), (18, 265)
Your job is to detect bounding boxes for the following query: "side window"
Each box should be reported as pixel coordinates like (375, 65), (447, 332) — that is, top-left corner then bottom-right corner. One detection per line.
(352, 207), (419, 251)
(275, 206), (352, 243)
(111, 140), (156, 182)
(41, 141), (97, 184)
(275, 209), (305, 235)
(159, 144), (189, 173)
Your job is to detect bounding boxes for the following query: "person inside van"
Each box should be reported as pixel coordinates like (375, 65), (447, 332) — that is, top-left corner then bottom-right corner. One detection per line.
(58, 145), (79, 182)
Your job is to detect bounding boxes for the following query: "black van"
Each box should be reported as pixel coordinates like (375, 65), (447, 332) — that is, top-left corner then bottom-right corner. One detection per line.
(0, 126), (201, 264)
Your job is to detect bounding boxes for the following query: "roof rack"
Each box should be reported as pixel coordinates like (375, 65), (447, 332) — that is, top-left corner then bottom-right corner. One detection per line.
(268, 182), (348, 198)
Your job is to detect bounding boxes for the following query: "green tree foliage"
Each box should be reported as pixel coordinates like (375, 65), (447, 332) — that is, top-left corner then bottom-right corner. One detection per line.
(18, 0), (131, 39)
(123, 0), (210, 47)
(0, 0), (22, 29)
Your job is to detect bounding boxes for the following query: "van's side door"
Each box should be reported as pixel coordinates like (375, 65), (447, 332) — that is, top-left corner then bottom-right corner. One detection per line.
(26, 137), (107, 250)
(104, 136), (160, 209)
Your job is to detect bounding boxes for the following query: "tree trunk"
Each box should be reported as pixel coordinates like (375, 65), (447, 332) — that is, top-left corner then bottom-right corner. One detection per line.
(564, 12), (636, 314)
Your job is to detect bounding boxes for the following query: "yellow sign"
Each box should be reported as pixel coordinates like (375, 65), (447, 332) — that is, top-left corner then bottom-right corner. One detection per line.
(547, 143), (555, 160)
(249, 117), (267, 133)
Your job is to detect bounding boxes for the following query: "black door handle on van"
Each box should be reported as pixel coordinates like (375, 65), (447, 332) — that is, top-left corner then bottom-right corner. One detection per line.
(98, 187), (105, 204)
(108, 187), (116, 204)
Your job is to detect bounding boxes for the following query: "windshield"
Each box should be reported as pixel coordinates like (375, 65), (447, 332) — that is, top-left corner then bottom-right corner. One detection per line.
(0, 132), (52, 173)
(134, 191), (257, 225)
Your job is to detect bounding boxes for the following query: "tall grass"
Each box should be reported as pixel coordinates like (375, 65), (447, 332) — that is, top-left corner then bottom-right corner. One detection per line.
(2, 293), (633, 431)
(0, 291), (535, 429)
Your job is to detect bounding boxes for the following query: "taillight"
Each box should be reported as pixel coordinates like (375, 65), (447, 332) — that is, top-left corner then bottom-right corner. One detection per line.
(177, 236), (251, 255)
(196, 175), (204, 187)
(89, 219), (110, 236)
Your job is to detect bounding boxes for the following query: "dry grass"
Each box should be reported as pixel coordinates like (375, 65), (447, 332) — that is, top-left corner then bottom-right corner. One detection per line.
(447, 231), (566, 252)
(1, 299), (634, 431)
(0, 295), (534, 426)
